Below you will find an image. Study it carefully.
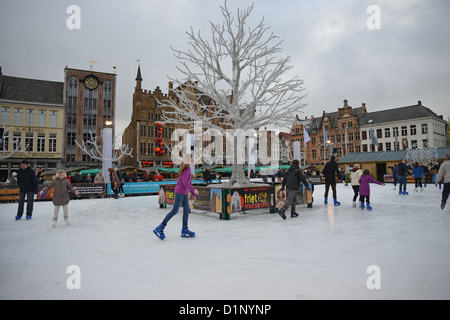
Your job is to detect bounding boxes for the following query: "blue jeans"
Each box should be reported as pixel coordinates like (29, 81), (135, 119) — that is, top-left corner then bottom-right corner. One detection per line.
(398, 175), (407, 192)
(162, 193), (190, 227)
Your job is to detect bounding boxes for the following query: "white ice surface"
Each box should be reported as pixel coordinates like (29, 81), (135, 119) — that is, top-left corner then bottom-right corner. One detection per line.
(1, 183), (449, 300)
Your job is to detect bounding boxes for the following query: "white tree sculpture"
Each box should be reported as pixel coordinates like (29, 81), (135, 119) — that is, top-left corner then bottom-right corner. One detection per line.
(75, 131), (133, 162)
(0, 125), (29, 160)
(160, 1), (307, 187)
(405, 145), (439, 169)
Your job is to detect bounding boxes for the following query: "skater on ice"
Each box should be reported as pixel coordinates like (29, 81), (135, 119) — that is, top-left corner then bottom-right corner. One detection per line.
(15, 160), (38, 220)
(397, 159), (411, 195)
(435, 153), (450, 210)
(39, 169), (79, 227)
(108, 168), (121, 199)
(277, 159), (310, 220)
(322, 155), (341, 206)
(358, 169), (385, 210)
(412, 162), (424, 192)
(153, 153), (199, 240)
(350, 163), (363, 207)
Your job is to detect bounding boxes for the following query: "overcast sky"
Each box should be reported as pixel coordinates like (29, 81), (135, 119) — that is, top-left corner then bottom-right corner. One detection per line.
(1, 0), (449, 137)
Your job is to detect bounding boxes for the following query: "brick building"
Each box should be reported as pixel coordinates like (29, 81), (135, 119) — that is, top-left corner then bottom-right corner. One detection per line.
(63, 67), (117, 166)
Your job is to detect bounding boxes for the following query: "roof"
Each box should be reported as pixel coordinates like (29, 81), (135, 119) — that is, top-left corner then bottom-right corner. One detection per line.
(0, 75), (64, 105)
(339, 147), (450, 163)
(359, 104), (443, 126)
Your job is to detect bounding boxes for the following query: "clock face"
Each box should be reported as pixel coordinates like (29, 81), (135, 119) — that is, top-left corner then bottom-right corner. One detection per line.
(84, 76), (98, 90)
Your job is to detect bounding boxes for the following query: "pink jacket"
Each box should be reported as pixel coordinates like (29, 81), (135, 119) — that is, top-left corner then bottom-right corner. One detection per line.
(175, 167), (196, 196)
(359, 174), (382, 196)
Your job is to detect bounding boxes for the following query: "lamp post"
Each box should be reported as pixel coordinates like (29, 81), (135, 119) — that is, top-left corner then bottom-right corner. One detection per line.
(103, 120), (113, 183)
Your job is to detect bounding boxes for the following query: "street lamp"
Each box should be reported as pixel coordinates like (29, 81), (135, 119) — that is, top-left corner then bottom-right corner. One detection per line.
(103, 120), (113, 183)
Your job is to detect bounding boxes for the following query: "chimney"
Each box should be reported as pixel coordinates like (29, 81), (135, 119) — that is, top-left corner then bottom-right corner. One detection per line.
(168, 81), (173, 90)
(418, 100), (422, 106)
(362, 103), (367, 114)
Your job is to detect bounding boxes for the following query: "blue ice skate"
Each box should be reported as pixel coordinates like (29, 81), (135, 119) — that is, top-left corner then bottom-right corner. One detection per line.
(324, 197), (328, 205)
(181, 226), (195, 238)
(15, 216), (21, 220)
(361, 202), (365, 209)
(401, 191), (409, 195)
(366, 204), (372, 210)
(153, 224), (166, 240)
(333, 199), (340, 206)
(26, 215), (32, 220)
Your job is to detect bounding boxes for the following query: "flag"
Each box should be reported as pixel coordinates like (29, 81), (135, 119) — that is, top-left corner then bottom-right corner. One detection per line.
(370, 127), (380, 147)
(303, 126), (310, 146)
(323, 126), (328, 147)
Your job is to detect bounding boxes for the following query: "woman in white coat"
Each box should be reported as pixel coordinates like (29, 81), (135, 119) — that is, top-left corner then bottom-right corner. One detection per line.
(350, 164), (363, 207)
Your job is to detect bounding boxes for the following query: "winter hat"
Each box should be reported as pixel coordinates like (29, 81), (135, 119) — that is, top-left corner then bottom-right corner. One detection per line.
(12, 172), (17, 177)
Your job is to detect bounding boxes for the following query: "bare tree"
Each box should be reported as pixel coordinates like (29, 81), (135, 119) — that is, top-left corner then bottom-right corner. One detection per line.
(160, 1), (307, 186)
(75, 131), (133, 163)
(0, 125), (29, 160)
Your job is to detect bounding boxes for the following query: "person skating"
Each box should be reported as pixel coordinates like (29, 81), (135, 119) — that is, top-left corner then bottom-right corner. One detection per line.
(108, 168), (121, 199)
(15, 160), (38, 220)
(392, 164), (398, 190)
(39, 170), (79, 227)
(350, 164), (363, 207)
(397, 159), (411, 195)
(412, 162), (424, 192)
(358, 169), (385, 210)
(153, 154), (199, 240)
(277, 159), (310, 220)
(322, 155), (341, 206)
(435, 153), (450, 210)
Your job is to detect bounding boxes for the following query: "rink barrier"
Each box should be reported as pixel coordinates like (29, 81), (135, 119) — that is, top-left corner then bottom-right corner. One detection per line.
(0, 186), (20, 202)
(158, 182), (314, 220)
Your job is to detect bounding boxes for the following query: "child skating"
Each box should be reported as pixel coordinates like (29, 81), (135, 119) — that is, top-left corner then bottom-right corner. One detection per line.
(153, 154), (198, 240)
(412, 162), (424, 192)
(39, 170), (78, 227)
(358, 169), (384, 210)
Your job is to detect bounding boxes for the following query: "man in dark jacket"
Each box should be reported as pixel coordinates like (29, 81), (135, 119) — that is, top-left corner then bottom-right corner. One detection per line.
(397, 159), (412, 195)
(322, 155), (341, 206)
(278, 160), (310, 220)
(16, 160), (38, 220)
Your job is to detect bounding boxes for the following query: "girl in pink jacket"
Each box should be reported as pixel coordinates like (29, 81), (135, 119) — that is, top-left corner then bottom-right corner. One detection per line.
(359, 169), (384, 210)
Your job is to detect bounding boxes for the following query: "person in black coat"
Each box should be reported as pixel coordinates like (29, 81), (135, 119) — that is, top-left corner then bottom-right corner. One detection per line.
(16, 160), (38, 220)
(397, 159), (412, 195)
(322, 155), (341, 206)
(277, 159), (310, 219)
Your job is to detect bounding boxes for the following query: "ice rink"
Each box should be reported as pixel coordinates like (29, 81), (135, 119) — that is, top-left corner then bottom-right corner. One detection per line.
(1, 182), (449, 300)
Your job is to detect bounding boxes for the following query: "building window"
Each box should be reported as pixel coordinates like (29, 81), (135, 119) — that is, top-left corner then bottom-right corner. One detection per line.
(148, 143), (154, 155)
(363, 144), (368, 152)
(378, 143), (383, 151)
(376, 129), (382, 139)
(411, 140), (418, 149)
(49, 111), (58, 127)
(348, 132), (354, 141)
(362, 131), (367, 140)
(148, 113), (154, 121)
(67, 132), (76, 146)
(311, 137), (316, 145)
(14, 108), (23, 126)
(148, 126), (154, 138)
(25, 109), (35, 126)
(0, 130), (9, 151)
(422, 139), (429, 148)
(401, 126), (407, 136)
(37, 110), (46, 127)
(37, 133), (45, 152)
(421, 123), (428, 134)
(384, 128), (390, 138)
(386, 142), (391, 151)
(140, 125), (146, 137)
(25, 132), (34, 152)
(410, 125), (416, 135)
(393, 127), (399, 138)
(312, 149), (316, 158)
(1, 107), (11, 125)
(12, 132), (21, 150)
(140, 142), (147, 155)
(49, 134), (57, 152)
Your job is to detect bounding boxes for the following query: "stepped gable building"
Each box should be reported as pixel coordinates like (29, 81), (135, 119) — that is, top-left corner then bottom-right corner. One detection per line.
(290, 99), (447, 167)
(123, 65), (181, 168)
(0, 66), (64, 179)
(63, 67), (117, 166)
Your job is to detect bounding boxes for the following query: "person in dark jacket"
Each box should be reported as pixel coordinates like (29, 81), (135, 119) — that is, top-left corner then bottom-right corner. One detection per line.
(16, 160), (38, 220)
(277, 160), (310, 220)
(397, 159), (412, 195)
(322, 155), (341, 206)
(71, 171), (83, 184)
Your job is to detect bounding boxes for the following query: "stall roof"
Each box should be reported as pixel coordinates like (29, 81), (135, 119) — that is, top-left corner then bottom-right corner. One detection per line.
(377, 150), (406, 161)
